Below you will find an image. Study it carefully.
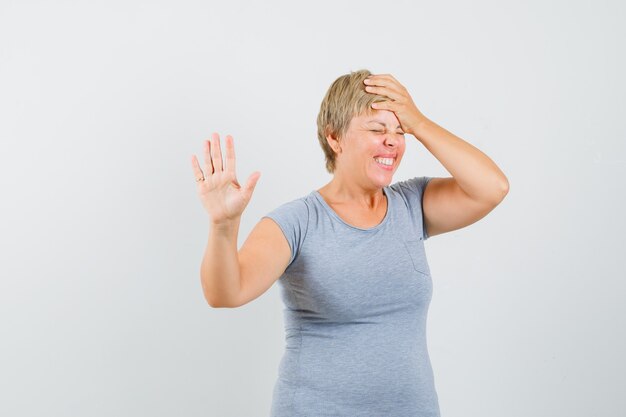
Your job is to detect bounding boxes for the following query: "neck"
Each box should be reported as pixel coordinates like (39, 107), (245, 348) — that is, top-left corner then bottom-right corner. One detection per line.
(319, 171), (386, 209)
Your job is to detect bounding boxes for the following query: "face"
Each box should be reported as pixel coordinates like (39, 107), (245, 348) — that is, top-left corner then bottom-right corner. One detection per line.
(332, 109), (406, 188)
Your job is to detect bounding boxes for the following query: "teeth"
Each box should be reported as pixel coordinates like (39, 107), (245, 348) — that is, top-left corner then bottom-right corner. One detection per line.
(374, 157), (394, 166)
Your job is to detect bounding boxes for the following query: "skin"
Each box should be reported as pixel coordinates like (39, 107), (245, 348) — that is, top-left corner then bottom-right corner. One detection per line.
(317, 109), (408, 228)
(190, 73), (510, 308)
(363, 74), (428, 135)
(191, 133), (261, 225)
(316, 73), (431, 227)
(361, 74), (509, 237)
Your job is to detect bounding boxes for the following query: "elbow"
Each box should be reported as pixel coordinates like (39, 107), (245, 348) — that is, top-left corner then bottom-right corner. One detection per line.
(205, 296), (224, 308)
(201, 275), (242, 308)
(205, 297), (237, 309)
(476, 176), (510, 206)
(489, 177), (510, 206)
(499, 177), (510, 201)
(208, 302), (236, 309)
(203, 291), (241, 309)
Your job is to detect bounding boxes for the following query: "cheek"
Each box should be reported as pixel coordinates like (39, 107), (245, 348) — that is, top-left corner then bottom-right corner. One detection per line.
(397, 140), (407, 155)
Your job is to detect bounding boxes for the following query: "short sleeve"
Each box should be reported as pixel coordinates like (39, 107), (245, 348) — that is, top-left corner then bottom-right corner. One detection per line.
(391, 176), (434, 240)
(262, 198), (310, 268)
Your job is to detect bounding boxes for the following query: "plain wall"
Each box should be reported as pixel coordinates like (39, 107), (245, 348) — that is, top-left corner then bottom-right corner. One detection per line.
(1, 0), (625, 416)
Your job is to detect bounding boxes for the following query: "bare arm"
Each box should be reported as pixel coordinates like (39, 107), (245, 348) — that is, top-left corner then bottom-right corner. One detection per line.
(363, 74), (509, 238)
(235, 217), (291, 307)
(191, 132), (289, 308)
(200, 219), (242, 308)
(199, 216), (291, 308)
(190, 132), (259, 307)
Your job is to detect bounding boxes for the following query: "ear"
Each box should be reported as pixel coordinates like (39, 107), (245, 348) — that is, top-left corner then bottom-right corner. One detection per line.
(326, 131), (342, 154)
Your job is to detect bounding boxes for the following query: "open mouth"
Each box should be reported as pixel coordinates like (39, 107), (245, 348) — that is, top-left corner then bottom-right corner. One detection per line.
(373, 157), (395, 170)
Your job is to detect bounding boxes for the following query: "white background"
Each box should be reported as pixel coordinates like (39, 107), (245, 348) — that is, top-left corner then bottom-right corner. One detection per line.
(1, 0), (624, 416)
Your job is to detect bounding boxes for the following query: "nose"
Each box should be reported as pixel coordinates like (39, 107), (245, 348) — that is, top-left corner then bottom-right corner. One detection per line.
(383, 133), (399, 147)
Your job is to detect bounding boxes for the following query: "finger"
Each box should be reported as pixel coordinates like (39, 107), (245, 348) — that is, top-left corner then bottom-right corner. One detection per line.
(367, 73), (398, 83)
(364, 75), (403, 90)
(382, 73), (399, 83)
(364, 85), (403, 101)
(211, 132), (224, 172)
(203, 139), (214, 176)
(190, 154), (205, 182)
(364, 75), (405, 93)
(371, 100), (394, 111)
(224, 134), (236, 174)
(244, 171), (261, 196)
(364, 74), (392, 85)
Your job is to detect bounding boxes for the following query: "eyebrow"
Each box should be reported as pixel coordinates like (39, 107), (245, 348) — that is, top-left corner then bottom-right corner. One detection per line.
(366, 120), (403, 130)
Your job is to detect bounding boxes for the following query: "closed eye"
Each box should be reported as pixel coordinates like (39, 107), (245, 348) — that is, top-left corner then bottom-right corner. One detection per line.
(369, 129), (405, 136)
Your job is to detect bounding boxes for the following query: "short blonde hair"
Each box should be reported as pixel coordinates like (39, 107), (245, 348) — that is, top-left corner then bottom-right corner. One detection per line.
(316, 69), (386, 173)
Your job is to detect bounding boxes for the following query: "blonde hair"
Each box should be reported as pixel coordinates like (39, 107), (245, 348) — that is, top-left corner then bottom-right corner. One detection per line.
(316, 69), (386, 173)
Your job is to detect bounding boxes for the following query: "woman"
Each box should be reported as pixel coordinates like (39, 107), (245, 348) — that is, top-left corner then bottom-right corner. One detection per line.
(190, 69), (509, 416)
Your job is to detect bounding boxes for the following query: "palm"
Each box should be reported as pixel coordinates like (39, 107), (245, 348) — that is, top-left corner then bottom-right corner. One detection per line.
(191, 133), (261, 224)
(201, 174), (248, 220)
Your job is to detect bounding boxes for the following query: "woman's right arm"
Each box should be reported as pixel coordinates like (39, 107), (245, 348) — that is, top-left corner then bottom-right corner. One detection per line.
(191, 133), (290, 308)
(200, 218), (241, 308)
(201, 216), (290, 308)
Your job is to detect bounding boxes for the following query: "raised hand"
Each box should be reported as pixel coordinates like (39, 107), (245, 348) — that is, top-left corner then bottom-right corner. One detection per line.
(363, 74), (430, 136)
(190, 133), (261, 224)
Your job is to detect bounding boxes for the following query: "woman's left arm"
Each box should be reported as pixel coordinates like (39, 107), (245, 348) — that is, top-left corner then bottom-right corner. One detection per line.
(364, 74), (509, 238)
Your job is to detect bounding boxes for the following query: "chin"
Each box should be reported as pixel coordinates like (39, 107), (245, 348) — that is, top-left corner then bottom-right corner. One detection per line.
(370, 172), (395, 188)
(365, 159), (400, 188)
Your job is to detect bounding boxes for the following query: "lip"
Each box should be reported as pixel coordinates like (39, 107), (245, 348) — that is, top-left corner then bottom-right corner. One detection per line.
(373, 157), (395, 171)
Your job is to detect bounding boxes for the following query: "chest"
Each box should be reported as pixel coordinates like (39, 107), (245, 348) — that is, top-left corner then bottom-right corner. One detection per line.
(284, 231), (432, 321)
(327, 202), (388, 229)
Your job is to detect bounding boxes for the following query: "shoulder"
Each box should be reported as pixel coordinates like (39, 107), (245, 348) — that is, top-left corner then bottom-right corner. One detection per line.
(388, 176), (433, 207)
(265, 193), (312, 222)
(389, 176), (433, 195)
(263, 193), (314, 242)
(388, 176), (434, 240)
(263, 194), (314, 266)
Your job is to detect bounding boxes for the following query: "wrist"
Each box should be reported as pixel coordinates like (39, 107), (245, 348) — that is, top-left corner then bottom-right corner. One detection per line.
(408, 116), (433, 140)
(209, 216), (241, 232)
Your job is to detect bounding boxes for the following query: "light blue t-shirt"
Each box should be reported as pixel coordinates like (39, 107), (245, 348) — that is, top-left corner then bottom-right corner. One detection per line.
(264, 176), (439, 417)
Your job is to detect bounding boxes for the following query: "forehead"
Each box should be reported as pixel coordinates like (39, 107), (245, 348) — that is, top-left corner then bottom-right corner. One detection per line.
(357, 111), (402, 129)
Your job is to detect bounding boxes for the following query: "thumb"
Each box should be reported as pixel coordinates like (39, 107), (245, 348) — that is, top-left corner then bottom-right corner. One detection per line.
(244, 171), (261, 196)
